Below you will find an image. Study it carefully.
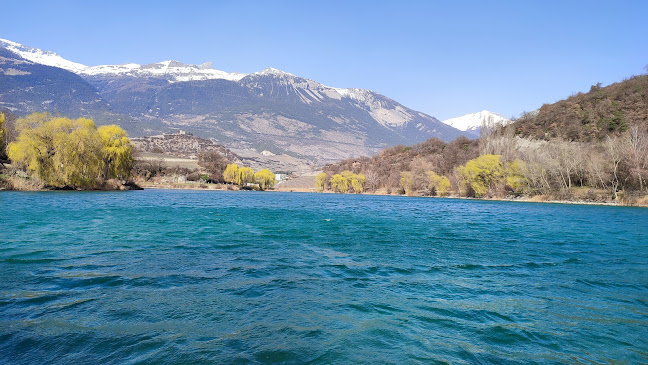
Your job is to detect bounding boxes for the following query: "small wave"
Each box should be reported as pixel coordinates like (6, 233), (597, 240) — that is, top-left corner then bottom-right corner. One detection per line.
(223, 287), (266, 298)
(345, 302), (405, 316)
(3, 258), (65, 264)
(522, 261), (558, 268)
(12, 292), (66, 306)
(54, 275), (124, 290)
(575, 278), (644, 290)
(48, 297), (97, 311)
(478, 325), (533, 345)
(563, 258), (581, 264)
(453, 263), (484, 270)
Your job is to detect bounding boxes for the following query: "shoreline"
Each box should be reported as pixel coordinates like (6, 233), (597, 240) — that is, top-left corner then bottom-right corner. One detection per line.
(118, 183), (648, 208)
(3, 180), (645, 208)
(274, 189), (628, 207)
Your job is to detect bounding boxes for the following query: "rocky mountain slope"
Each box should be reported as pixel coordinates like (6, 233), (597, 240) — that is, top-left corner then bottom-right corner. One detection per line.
(0, 47), (111, 117)
(0, 38), (467, 163)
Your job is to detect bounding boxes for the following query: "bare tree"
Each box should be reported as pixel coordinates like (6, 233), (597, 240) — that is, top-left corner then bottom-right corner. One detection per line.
(364, 169), (380, 192)
(198, 150), (229, 182)
(620, 126), (648, 191)
(585, 146), (611, 190)
(409, 157), (435, 194)
(606, 137), (625, 200)
(519, 143), (553, 194)
(479, 124), (519, 162)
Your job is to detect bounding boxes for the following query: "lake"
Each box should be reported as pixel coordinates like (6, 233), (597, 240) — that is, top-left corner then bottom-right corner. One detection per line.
(1, 190), (647, 363)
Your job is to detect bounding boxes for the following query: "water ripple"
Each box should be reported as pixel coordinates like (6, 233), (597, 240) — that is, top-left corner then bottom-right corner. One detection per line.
(1, 190), (647, 363)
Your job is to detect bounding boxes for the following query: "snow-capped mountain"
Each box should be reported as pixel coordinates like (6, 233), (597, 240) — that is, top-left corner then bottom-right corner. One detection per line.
(80, 60), (249, 83)
(0, 38), (87, 73)
(0, 45), (111, 117)
(0, 38), (248, 83)
(442, 110), (510, 137)
(0, 38), (468, 162)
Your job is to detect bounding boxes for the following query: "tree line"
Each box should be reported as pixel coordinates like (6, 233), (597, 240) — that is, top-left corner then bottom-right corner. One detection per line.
(0, 112), (281, 191)
(481, 125), (648, 201)
(223, 163), (276, 190)
(316, 170), (366, 193)
(133, 157), (277, 190)
(320, 136), (479, 194)
(320, 126), (648, 204)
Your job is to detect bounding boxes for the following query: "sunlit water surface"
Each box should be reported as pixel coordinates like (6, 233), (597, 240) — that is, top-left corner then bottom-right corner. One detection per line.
(1, 190), (647, 364)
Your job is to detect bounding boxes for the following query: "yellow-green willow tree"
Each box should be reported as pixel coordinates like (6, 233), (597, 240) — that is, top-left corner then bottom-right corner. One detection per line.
(238, 166), (255, 186)
(98, 125), (134, 180)
(56, 117), (104, 188)
(254, 169), (276, 190)
(504, 159), (527, 193)
(223, 163), (240, 184)
(457, 154), (503, 197)
(428, 170), (451, 196)
(350, 173), (366, 193)
(456, 154), (527, 197)
(315, 172), (328, 192)
(223, 163), (256, 186)
(328, 170), (365, 193)
(400, 171), (414, 195)
(329, 173), (349, 193)
(7, 113), (133, 188)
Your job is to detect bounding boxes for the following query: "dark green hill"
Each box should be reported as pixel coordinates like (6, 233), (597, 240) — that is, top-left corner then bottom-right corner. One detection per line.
(511, 74), (648, 141)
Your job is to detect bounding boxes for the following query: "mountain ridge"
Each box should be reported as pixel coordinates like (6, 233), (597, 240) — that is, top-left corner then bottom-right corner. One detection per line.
(0, 38), (87, 72)
(0, 38), (468, 163)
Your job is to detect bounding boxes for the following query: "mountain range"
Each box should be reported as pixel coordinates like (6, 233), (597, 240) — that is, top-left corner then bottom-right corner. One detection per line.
(0, 38), (476, 163)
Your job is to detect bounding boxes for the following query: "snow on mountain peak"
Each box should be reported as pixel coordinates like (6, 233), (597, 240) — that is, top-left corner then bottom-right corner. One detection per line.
(254, 67), (295, 77)
(331, 87), (371, 101)
(0, 38), (251, 83)
(0, 37), (439, 132)
(0, 38), (87, 72)
(81, 60), (248, 82)
(442, 110), (510, 132)
(0, 38), (327, 86)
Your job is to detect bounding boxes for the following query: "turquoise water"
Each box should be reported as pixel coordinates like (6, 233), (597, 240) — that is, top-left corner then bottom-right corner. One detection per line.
(1, 190), (647, 364)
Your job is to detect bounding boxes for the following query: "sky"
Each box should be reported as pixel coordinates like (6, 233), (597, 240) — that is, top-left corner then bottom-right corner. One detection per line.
(1, 0), (647, 120)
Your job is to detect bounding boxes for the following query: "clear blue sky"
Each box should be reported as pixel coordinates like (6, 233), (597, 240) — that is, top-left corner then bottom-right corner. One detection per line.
(1, 0), (646, 120)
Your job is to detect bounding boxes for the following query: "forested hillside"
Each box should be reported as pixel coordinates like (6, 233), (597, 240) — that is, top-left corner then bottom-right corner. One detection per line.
(512, 75), (648, 141)
(322, 137), (479, 193)
(321, 73), (648, 205)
